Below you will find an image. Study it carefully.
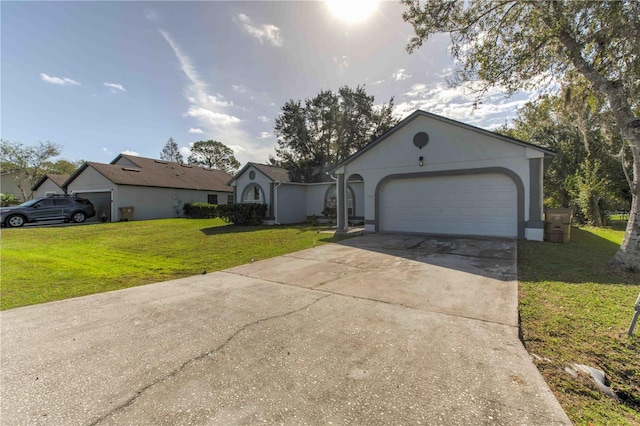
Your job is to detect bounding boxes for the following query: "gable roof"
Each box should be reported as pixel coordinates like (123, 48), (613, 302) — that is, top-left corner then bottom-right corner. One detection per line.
(330, 109), (556, 173)
(32, 174), (70, 191)
(64, 155), (233, 192)
(228, 162), (292, 185)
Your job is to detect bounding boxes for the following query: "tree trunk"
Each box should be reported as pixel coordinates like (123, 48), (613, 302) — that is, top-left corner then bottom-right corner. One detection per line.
(549, 20), (640, 270)
(612, 144), (640, 271)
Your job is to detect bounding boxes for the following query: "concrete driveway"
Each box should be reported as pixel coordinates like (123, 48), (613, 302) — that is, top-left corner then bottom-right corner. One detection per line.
(1, 233), (570, 425)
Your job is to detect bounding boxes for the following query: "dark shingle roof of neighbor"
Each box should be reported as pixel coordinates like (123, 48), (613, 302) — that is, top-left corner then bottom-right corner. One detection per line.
(66, 155), (233, 192)
(249, 163), (292, 182)
(32, 174), (70, 191)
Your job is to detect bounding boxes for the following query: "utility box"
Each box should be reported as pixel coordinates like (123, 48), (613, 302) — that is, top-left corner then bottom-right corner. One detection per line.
(119, 206), (134, 222)
(545, 208), (571, 243)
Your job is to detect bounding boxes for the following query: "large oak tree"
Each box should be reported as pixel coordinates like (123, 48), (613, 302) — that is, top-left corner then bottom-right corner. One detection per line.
(273, 85), (397, 182)
(403, 0), (640, 270)
(187, 140), (240, 174)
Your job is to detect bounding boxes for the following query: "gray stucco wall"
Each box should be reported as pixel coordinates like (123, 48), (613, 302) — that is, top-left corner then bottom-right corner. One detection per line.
(33, 179), (65, 198)
(276, 184), (307, 224)
(117, 186), (231, 220)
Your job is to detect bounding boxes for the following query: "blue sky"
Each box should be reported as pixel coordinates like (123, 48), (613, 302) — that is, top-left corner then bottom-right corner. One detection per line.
(1, 1), (535, 166)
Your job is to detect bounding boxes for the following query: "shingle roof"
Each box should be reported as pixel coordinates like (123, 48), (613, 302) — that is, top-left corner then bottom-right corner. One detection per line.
(47, 174), (70, 187)
(250, 163), (292, 182)
(65, 155), (233, 192)
(32, 174), (70, 191)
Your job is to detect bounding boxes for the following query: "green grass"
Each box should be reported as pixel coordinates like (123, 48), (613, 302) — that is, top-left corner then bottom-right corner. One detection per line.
(518, 222), (640, 425)
(0, 219), (346, 310)
(3, 218), (639, 423)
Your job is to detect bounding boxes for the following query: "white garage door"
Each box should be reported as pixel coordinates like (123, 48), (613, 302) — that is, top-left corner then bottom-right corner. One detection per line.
(379, 174), (517, 237)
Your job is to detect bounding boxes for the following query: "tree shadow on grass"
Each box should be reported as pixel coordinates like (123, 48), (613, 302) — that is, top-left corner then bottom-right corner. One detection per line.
(517, 224), (640, 286)
(199, 223), (348, 244)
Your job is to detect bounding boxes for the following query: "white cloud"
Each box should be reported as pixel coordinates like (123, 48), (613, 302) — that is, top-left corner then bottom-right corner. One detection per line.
(121, 150), (140, 156)
(332, 56), (349, 69)
(437, 67), (453, 79)
(104, 82), (126, 93)
(158, 29), (204, 92)
(258, 116), (269, 123)
(185, 107), (241, 127)
(395, 81), (529, 128)
(180, 146), (192, 157)
(40, 73), (81, 86)
(232, 84), (248, 93)
(392, 68), (411, 81)
(188, 127), (204, 134)
(235, 14), (283, 47)
(257, 132), (272, 140)
(144, 10), (159, 22)
(227, 144), (247, 153)
(207, 94), (233, 107)
(158, 28), (276, 165)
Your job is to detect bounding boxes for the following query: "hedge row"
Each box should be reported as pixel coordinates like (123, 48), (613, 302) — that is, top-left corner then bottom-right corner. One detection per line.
(183, 202), (267, 226)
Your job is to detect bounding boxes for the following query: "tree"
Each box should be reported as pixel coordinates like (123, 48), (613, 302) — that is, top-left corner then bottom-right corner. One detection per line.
(0, 140), (62, 201)
(403, 0), (640, 270)
(42, 159), (84, 175)
(273, 85), (397, 182)
(160, 137), (183, 163)
(187, 140), (240, 174)
(499, 93), (629, 225)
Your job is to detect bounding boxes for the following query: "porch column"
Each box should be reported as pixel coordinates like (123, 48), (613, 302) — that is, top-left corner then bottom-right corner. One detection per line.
(525, 154), (544, 241)
(336, 173), (348, 233)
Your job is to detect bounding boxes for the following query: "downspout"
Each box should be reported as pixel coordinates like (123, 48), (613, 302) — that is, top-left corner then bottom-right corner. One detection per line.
(274, 181), (282, 225)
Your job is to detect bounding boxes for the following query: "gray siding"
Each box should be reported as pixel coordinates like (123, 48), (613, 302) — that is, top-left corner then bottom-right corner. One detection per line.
(276, 184), (307, 224)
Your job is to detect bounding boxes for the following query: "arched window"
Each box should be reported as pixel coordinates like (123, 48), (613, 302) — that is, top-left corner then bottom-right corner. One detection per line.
(325, 185), (354, 216)
(242, 184), (264, 204)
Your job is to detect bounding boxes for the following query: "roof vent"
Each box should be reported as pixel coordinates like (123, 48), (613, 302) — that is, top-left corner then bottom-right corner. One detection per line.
(413, 132), (429, 149)
(122, 167), (140, 172)
(154, 160), (169, 164)
(180, 164), (193, 168)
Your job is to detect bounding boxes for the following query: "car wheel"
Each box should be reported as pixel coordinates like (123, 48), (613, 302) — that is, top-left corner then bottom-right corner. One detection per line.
(6, 215), (26, 228)
(71, 211), (86, 223)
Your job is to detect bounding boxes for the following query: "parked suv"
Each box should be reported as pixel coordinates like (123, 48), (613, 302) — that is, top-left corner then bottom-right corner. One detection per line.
(0, 194), (96, 228)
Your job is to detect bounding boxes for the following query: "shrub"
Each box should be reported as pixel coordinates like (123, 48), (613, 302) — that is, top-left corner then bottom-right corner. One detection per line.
(183, 202), (218, 219)
(322, 206), (336, 219)
(217, 203), (267, 225)
(1, 193), (20, 207)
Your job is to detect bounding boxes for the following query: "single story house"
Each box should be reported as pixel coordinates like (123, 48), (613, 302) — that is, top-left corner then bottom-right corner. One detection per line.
(32, 174), (69, 198)
(1, 172), (29, 202)
(228, 163), (364, 225)
(64, 154), (233, 222)
(230, 110), (555, 241)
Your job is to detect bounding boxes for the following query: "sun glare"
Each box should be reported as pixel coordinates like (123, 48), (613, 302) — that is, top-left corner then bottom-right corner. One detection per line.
(325, 0), (380, 24)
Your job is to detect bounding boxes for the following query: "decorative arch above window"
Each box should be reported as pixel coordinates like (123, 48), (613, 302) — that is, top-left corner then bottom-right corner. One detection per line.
(242, 184), (264, 204)
(324, 185), (355, 217)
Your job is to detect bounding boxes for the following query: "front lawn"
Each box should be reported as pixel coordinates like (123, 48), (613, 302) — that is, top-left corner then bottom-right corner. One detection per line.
(3, 218), (639, 424)
(0, 219), (344, 310)
(518, 223), (640, 425)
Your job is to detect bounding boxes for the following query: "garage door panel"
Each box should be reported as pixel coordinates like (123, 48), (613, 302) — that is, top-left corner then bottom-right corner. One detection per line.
(379, 174), (517, 238)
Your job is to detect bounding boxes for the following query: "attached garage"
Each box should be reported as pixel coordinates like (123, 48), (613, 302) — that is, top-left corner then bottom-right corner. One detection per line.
(72, 191), (112, 222)
(330, 110), (555, 241)
(378, 173), (518, 238)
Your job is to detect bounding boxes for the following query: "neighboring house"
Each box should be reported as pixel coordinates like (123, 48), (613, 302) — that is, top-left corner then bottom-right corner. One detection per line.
(32, 174), (69, 198)
(230, 110), (555, 241)
(64, 154), (233, 222)
(1, 172), (29, 202)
